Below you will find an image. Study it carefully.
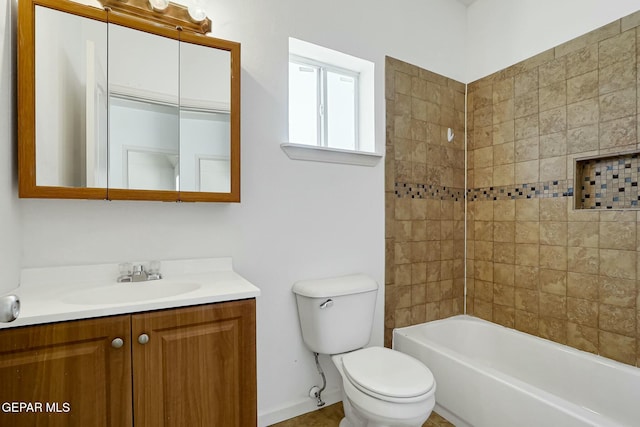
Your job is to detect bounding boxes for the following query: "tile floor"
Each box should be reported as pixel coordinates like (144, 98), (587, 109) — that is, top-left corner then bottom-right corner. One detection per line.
(270, 403), (453, 426)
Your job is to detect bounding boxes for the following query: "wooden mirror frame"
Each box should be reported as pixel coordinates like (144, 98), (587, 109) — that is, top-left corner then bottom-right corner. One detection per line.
(18, 0), (240, 202)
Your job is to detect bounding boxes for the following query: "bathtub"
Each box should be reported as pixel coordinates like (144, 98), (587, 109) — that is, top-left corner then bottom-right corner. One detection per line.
(393, 315), (640, 427)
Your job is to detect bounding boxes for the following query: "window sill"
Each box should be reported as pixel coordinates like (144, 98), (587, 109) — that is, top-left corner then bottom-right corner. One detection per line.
(280, 143), (382, 167)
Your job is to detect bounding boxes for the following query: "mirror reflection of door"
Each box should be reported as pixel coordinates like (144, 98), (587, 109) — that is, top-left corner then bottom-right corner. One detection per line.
(179, 42), (231, 193)
(107, 23), (179, 191)
(35, 6), (108, 188)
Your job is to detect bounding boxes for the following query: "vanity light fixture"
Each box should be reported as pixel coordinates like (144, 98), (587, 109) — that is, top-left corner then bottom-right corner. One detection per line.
(98, 0), (212, 34)
(148, 0), (169, 12)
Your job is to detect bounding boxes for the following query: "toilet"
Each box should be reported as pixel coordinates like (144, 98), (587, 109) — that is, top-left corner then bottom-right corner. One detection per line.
(292, 274), (435, 427)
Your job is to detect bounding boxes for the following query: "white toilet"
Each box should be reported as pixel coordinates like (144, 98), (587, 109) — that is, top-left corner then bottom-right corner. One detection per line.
(292, 274), (436, 427)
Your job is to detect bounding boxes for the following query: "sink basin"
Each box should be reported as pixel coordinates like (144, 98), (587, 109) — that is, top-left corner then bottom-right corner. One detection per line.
(62, 281), (202, 305)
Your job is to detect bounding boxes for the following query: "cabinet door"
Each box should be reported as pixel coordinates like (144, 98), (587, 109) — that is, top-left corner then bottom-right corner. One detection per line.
(0, 315), (132, 427)
(132, 299), (256, 427)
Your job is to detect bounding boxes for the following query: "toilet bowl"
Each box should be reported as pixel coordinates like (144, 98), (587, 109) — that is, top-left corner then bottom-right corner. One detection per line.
(332, 346), (435, 427)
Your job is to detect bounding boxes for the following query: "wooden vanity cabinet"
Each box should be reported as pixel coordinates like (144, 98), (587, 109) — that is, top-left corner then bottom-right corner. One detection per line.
(0, 299), (256, 427)
(0, 315), (133, 427)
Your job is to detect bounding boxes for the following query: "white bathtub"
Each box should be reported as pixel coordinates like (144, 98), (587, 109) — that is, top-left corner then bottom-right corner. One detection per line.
(393, 315), (640, 427)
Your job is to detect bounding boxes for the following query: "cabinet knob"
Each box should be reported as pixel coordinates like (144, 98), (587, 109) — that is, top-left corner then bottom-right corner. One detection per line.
(111, 337), (124, 349)
(138, 333), (150, 345)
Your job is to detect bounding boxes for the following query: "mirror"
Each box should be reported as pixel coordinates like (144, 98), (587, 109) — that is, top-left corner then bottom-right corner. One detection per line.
(18, 0), (240, 202)
(108, 23), (180, 192)
(34, 5), (108, 190)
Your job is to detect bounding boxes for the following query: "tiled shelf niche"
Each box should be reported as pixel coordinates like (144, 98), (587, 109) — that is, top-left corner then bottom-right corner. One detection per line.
(575, 151), (640, 210)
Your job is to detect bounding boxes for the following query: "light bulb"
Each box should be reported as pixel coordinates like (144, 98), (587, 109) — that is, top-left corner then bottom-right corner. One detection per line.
(148, 0), (169, 12)
(188, 0), (206, 22)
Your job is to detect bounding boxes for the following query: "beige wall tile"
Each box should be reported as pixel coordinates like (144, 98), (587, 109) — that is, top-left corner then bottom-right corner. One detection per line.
(515, 114), (540, 140)
(515, 309), (539, 334)
(494, 242), (515, 264)
(493, 305), (516, 328)
(599, 87), (636, 122)
(600, 221), (636, 250)
(540, 222), (568, 246)
(493, 99), (515, 124)
(567, 272), (599, 300)
(599, 59), (636, 95)
(475, 241), (494, 261)
(515, 221), (540, 244)
(494, 284), (516, 307)
(599, 304), (636, 336)
(540, 245), (568, 270)
(567, 297), (598, 327)
(567, 322), (599, 353)
(568, 247), (599, 274)
(515, 69), (539, 96)
(540, 107), (567, 135)
(539, 81), (567, 112)
(494, 263), (515, 286)
(493, 77), (515, 103)
(493, 121), (516, 145)
(540, 269), (567, 295)
(515, 160), (540, 183)
(515, 91), (539, 118)
(493, 164), (515, 187)
(566, 44), (599, 79)
(539, 132), (567, 158)
(600, 115), (637, 150)
(494, 200), (516, 221)
(494, 221), (516, 243)
(475, 280), (493, 302)
(599, 331), (636, 365)
(539, 57), (566, 87)
(539, 317), (567, 344)
(600, 249), (636, 279)
(474, 146), (494, 168)
(516, 198), (540, 220)
(540, 198), (568, 221)
(515, 288), (539, 313)
(599, 276), (636, 307)
(539, 293), (567, 319)
(567, 124), (599, 154)
(599, 29), (636, 65)
(568, 221), (599, 247)
(540, 156), (567, 182)
(567, 98), (599, 129)
(567, 70), (598, 103)
(515, 243), (540, 266)
(515, 136), (540, 162)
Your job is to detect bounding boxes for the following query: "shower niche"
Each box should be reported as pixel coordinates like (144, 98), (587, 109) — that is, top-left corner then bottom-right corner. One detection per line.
(574, 151), (640, 210)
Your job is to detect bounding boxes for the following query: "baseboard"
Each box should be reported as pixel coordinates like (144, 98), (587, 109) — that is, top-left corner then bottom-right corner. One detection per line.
(258, 388), (342, 427)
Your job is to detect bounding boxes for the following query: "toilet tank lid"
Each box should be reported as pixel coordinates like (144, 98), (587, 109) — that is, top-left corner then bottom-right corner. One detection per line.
(292, 274), (378, 298)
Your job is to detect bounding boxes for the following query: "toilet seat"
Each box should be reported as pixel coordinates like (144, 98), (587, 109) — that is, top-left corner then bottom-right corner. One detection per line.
(341, 346), (435, 403)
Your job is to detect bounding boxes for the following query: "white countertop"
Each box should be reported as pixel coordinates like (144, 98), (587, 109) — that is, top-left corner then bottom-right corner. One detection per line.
(1, 257), (260, 329)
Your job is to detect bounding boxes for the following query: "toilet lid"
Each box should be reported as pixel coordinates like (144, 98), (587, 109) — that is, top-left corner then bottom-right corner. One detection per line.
(341, 347), (434, 400)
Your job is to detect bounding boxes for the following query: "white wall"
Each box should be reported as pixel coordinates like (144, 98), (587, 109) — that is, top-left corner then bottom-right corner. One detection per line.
(5, 1), (467, 427)
(466, 0), (640, 82)
(0, 0), (20, 296)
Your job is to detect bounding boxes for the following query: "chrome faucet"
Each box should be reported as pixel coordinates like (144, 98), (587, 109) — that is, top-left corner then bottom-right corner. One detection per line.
(117, 262), (162, 283)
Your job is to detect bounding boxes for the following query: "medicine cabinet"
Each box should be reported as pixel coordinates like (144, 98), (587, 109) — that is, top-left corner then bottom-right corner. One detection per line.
(18, 0), (240, 202)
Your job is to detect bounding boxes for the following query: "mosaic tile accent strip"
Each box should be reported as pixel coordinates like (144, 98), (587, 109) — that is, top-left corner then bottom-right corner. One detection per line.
(394, 183), (465, 201)
(576, 153), (640, 210)
(468, 179), (574, 201)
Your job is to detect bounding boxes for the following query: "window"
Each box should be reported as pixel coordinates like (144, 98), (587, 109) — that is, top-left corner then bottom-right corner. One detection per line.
(282, 38), (380, 166)
(289, 56), (359, 151)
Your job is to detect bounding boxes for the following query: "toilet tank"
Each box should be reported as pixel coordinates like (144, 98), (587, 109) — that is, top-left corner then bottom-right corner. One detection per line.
(292, 274), (378, 355)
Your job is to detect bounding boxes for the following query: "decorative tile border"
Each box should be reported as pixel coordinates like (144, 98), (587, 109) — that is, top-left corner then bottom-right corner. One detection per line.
(394, 183), (465, 201)
(576, 153), (640, 209)
(394, 180), (574, 202)
(467, 179), (574, 201)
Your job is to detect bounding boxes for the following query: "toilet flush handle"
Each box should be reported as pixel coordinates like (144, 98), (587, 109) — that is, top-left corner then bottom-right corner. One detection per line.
(319, 299), (333, 309)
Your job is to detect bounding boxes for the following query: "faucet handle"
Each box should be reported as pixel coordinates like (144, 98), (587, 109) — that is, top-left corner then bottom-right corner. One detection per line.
(133, 264), (145, 274)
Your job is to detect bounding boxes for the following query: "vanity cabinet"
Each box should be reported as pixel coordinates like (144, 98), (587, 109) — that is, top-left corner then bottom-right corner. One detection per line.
(0, 299), (256, 427)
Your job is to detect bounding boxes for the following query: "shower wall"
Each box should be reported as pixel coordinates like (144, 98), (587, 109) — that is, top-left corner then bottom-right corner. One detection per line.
(466, 14), (640, 366)
(384, 57), (466, 347)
